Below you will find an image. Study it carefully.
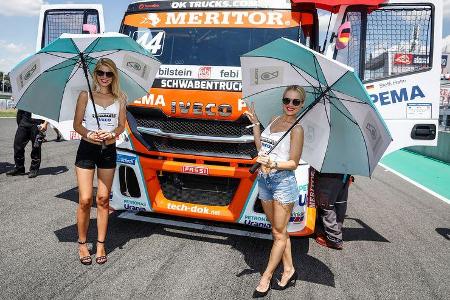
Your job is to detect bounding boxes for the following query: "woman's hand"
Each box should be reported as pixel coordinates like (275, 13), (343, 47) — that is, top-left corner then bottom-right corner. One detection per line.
(96, 130), (114, 141)
(86, 131), (103, 142)
(256, 153), (271, 167)
(243, 102), (259, 125)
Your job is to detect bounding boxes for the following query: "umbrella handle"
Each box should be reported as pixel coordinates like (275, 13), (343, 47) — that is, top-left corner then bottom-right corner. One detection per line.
(249, 162), (261, 174)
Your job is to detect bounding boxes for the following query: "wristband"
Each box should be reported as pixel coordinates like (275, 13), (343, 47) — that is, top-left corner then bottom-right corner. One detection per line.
(111, 132), (116, 139)
(245, 122), (260, 129)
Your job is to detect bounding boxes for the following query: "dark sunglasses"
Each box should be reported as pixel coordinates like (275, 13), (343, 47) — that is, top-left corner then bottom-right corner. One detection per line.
(95, 70), (114, 78)
(282, 97), (304, 106)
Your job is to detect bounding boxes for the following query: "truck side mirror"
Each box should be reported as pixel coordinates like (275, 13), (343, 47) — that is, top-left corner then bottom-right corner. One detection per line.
(82, 24), (98, 34)
(336, 21), (351, 50)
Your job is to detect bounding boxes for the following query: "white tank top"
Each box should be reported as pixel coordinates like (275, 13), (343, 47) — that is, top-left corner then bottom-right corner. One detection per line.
(260, 117), (292, 163)
(84, 99), (120, 132)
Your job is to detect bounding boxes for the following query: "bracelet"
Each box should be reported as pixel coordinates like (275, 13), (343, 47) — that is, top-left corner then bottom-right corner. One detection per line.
(111, 132), (116, 139)
(245, 122), (260, 129)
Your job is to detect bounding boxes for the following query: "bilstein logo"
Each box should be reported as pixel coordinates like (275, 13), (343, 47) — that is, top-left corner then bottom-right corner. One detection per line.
(141, 13), (161, 26)
(24, 64), (37, 81)
(127, 62), (142, 71)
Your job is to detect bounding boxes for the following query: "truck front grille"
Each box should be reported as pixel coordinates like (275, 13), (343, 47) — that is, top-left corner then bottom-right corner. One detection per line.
(159, 172), (240, 206)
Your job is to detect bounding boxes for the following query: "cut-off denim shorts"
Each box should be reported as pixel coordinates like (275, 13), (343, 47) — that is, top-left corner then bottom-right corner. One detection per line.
(257, 170), (300, 205)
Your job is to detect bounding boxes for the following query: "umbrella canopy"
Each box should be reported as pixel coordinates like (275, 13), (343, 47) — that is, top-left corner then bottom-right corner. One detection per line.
(240, 38), (392, 177)
(291, 0), (385, 12)
(10, 32), (160, 123)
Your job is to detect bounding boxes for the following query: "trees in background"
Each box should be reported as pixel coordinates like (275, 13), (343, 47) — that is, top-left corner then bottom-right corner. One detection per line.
(0, 72), (12, 93)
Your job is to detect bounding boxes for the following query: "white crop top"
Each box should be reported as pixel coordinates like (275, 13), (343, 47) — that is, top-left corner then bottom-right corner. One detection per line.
(84, 99), (120, 132)
(260, 117), (292, 163)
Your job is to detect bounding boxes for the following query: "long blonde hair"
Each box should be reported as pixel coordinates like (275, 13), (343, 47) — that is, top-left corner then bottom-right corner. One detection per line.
(92, 58), (127, 104)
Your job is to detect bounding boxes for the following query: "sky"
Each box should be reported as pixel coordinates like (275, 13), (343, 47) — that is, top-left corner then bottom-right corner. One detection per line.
(0, 0), (449, 72)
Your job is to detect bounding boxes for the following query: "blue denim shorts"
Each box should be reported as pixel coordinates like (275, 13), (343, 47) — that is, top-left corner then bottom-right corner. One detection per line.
(257, 170), (300, 205)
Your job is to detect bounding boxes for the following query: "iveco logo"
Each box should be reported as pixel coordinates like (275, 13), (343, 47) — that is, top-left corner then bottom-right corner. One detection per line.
(127, 62), (142, 71)
(171, 101), (232, 117)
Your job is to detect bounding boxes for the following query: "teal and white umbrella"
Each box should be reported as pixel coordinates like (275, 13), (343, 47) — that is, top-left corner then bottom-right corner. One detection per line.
(241, 38), (392, 176)
(10, 32), (160, 124)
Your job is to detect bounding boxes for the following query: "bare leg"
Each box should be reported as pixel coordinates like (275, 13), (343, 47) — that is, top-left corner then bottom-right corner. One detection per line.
(256, 200), (294, 292)
(96, 168), (115, 258)
(76, 167), (95, 258)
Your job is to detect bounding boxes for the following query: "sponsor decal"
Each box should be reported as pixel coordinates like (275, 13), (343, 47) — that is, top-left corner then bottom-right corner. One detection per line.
(167, 203), (220, 216)
(158, 66), (193, 78)
(138, 3), (161, 10)
(394, 53), (413, 65)
(289, 212), (305, 224)
(171, 101), (232, 117)
(363, 114), (382, 154)
(135, 93), (166, 106)
(412, 54), (429, 65)
(244, 220), (271, 229)
(198, 66), (212, 79)
(365, 123), (378, 140)
(124, 204), (146, 211)
(123, 54), (150, 80)
(156, 79), (242, 92)
(182, 165), (209, 175)
(17, 60), (40, 90)
(252, 66), (283, 85)
(219, 69), (240, 79)
(124, 199), (146, 211)
(406, 103), (432, 119)
(308, 168), (316, 208)
(370, 85), (425, 106)
(117, 154), (136, 165)
(70, 131), (81, 140)
(125, 11), (301, 29)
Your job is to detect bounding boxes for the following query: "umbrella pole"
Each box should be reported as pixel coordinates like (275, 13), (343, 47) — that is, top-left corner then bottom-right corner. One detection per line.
(249, 87), (332, 174)
(80, 53), (107, 150)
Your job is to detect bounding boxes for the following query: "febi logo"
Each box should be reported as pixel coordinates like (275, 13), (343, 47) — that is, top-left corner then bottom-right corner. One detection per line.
(370, 85), (425, 106)
(117, 154), (136, 165)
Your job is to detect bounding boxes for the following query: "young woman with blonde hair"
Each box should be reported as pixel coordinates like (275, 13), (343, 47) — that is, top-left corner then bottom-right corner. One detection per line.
(73, 58), (126, 265)
(245, 85), (305, 297)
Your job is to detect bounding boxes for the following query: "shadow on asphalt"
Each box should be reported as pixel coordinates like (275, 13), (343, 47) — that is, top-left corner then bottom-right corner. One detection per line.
(54, 214), (336, 288)
(435, 228), (450, 240)
(55, 186), (98, 208)
(0, 162), (15, 174)
(38, 165), (69, 176)
(343, 217), (390, 243)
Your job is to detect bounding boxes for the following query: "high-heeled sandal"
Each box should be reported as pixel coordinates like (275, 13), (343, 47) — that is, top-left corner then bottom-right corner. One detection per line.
(272, 270), (298, 290)
(252, 278), (272, 298)
(95, 240), (107, 265)
(78, 241), (92, 265)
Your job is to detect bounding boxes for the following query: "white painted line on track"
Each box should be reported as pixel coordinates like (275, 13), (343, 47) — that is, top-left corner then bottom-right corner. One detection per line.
(379, 162), (450, 205)
(118, 211), (273, 240)
(0, 117), (16, 119)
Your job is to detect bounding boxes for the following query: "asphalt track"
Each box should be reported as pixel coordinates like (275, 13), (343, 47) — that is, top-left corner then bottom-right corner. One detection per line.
(0, 118), (449, 300)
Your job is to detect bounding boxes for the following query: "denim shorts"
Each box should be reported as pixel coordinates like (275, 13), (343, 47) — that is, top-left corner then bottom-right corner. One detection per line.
(257, 170), (300, 205)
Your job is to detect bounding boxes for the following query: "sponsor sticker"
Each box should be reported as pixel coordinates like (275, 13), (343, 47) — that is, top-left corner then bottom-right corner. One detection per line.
(123, 54), (151, 80)
(167, 203), (220, 216)
(393, 53), (413, 65)
(156, 79), (242, 92)
(17, 59), (40, 90)
(251, 66), (283, 85)
(117, 154), (136, 165)
(70, 131), (81, 140)
(182, 165), (209, 175)
(406, 103), (432, 119)
(363, 114), (382, 154)
(198, 66), (212, 79)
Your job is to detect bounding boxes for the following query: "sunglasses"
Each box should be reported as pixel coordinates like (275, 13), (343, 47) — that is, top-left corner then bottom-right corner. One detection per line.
(95, 70), (114, 78)
(282, 97), (304, 106)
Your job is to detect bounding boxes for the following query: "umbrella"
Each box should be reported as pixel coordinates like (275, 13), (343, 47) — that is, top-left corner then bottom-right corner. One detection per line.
(10, 32), (160, 126)
(240, 38), (392, 177)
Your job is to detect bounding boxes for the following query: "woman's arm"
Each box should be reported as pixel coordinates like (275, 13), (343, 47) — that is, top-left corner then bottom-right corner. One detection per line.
(244, 102), (263, 151)
(113, 100), (126, 136)
(269, 125), (304, 171)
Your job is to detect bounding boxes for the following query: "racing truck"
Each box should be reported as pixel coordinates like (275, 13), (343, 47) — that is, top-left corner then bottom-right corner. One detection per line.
(37, 0), (443, 236)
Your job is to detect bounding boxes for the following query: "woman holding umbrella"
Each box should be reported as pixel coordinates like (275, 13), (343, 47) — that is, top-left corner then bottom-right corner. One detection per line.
(245, 85), (305, 297)
(73, 58), (126, 265)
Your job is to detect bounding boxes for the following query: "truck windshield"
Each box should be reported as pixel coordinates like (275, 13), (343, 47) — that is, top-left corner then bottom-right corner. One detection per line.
(121, 26), (301, 66)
